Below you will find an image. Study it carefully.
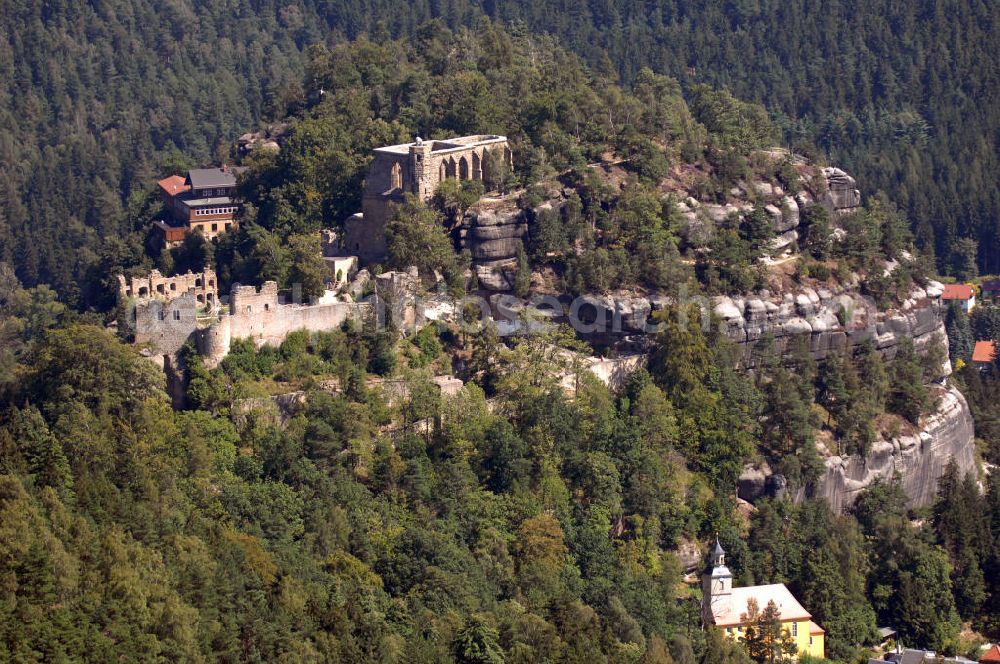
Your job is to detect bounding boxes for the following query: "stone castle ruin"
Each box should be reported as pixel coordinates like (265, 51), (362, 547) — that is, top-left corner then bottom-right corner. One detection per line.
(131, 280), (369, 368)
(344, 134), (512, 263)
(118, 268), (218, 307)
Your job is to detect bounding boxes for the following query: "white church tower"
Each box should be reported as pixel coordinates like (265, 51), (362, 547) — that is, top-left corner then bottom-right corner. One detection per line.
(702, 539), (732, 625)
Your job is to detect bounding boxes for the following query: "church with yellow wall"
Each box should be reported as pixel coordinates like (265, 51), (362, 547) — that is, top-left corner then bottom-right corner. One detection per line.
(702, 541), (825, 659)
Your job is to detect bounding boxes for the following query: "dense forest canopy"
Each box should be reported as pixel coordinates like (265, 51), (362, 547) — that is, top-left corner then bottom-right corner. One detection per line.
(2, 0), (999, 306)
(2, 3), (1000, 663)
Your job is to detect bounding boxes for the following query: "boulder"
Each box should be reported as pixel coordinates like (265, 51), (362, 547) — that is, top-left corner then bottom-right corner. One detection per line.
(476, 259), (517, 291)
(821, 167), (861, 212)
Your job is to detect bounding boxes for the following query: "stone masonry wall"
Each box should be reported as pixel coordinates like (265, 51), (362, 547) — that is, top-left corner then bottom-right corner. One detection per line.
(350, 135), (512, 265)
(119, 268), (218, 306)
(133, 292), (199, 357)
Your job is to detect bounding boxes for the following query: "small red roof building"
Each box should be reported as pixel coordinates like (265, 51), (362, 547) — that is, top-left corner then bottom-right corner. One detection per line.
(941, 283), (976, 301)
(980, 643), (1000, 663)
(973, 341), (997, 364)
(157, 175), (190, 197)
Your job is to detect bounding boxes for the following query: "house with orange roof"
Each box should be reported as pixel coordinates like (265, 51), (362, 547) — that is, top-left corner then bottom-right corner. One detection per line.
(702, 541), (824, 659)
(973, 340), (997, 368)
(980, 643), (1000, 662)
(941, 283), (977, 313)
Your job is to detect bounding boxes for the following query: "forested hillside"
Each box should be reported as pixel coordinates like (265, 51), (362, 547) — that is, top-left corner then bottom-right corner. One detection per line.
(3, 1), (998, 306)
(1, 19), (998, 663)
(2, 3), (1000, 663)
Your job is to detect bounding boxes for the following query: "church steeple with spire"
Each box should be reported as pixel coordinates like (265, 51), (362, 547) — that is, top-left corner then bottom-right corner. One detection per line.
(702, 538), (733, 624)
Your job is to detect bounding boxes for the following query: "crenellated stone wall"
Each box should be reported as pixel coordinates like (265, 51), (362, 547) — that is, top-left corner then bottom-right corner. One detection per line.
(131, 281), (370, 367)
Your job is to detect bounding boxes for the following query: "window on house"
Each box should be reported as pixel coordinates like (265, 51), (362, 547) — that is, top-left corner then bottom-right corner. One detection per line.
(158, 310), (166, 321)
(791, 623), (797, 637)
(172, 310), (180, 320)
(211, 223), (218, 232)
(246, 306), (252, 314)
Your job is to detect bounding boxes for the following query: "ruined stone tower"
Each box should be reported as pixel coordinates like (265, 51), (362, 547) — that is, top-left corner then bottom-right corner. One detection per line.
(345, 134), (512, 265)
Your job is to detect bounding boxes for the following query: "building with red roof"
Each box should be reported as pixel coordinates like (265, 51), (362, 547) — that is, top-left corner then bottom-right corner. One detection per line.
(980, 644), (1000, 662)
(941, 283), (977, 312)
(973, 340), (996, 367)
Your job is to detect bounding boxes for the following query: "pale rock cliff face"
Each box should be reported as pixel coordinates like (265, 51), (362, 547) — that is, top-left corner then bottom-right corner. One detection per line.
(573, 280), (948, 366)
(816, 385), (977, 511)
(711, 280), (948, 365)
(820, 167), (862, 214)
(738, 385), (977, 511)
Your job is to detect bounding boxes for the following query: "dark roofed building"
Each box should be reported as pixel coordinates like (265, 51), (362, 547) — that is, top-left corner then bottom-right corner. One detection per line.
(868, 649), (977, 663)
(155, 165), (246, 246)
(187, 166), (247, 193)
(982, 280), (1000, 303)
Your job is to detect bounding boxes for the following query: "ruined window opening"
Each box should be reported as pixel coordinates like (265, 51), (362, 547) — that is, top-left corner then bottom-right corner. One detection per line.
(264, 303), (270, 311)
(158, 310), (166, 321)
(246, 305), (252, 314)
(156, 284), (165, 294)
(195, 278), (202, 287)
(170, 283), (176, 291)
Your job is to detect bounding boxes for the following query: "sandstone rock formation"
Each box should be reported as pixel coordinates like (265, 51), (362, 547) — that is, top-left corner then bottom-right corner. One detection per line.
(820, 167), (862, 214)
(564, 280), (947, 367)
(458, 202), (534, 290)
(816, 385), (976, 511)
(712, 280), (948, 365)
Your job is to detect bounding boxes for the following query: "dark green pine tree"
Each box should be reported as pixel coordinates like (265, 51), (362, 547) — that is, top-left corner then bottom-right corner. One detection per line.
(945, 302), (974, 365)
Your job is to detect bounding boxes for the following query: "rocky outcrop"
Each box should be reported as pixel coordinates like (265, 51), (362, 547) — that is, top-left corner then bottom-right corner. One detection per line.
(458, 204), (533, 289)
(712, 280), (948, 365)
(677, 192), (802, 252)
(565, 280), (948, 367)
(737, 385), (977, 512)
(821, 167), (861, 214)
(467, 210), (527, 260)
(237, 123), (287, 155)
(817, 385), (977, 511)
